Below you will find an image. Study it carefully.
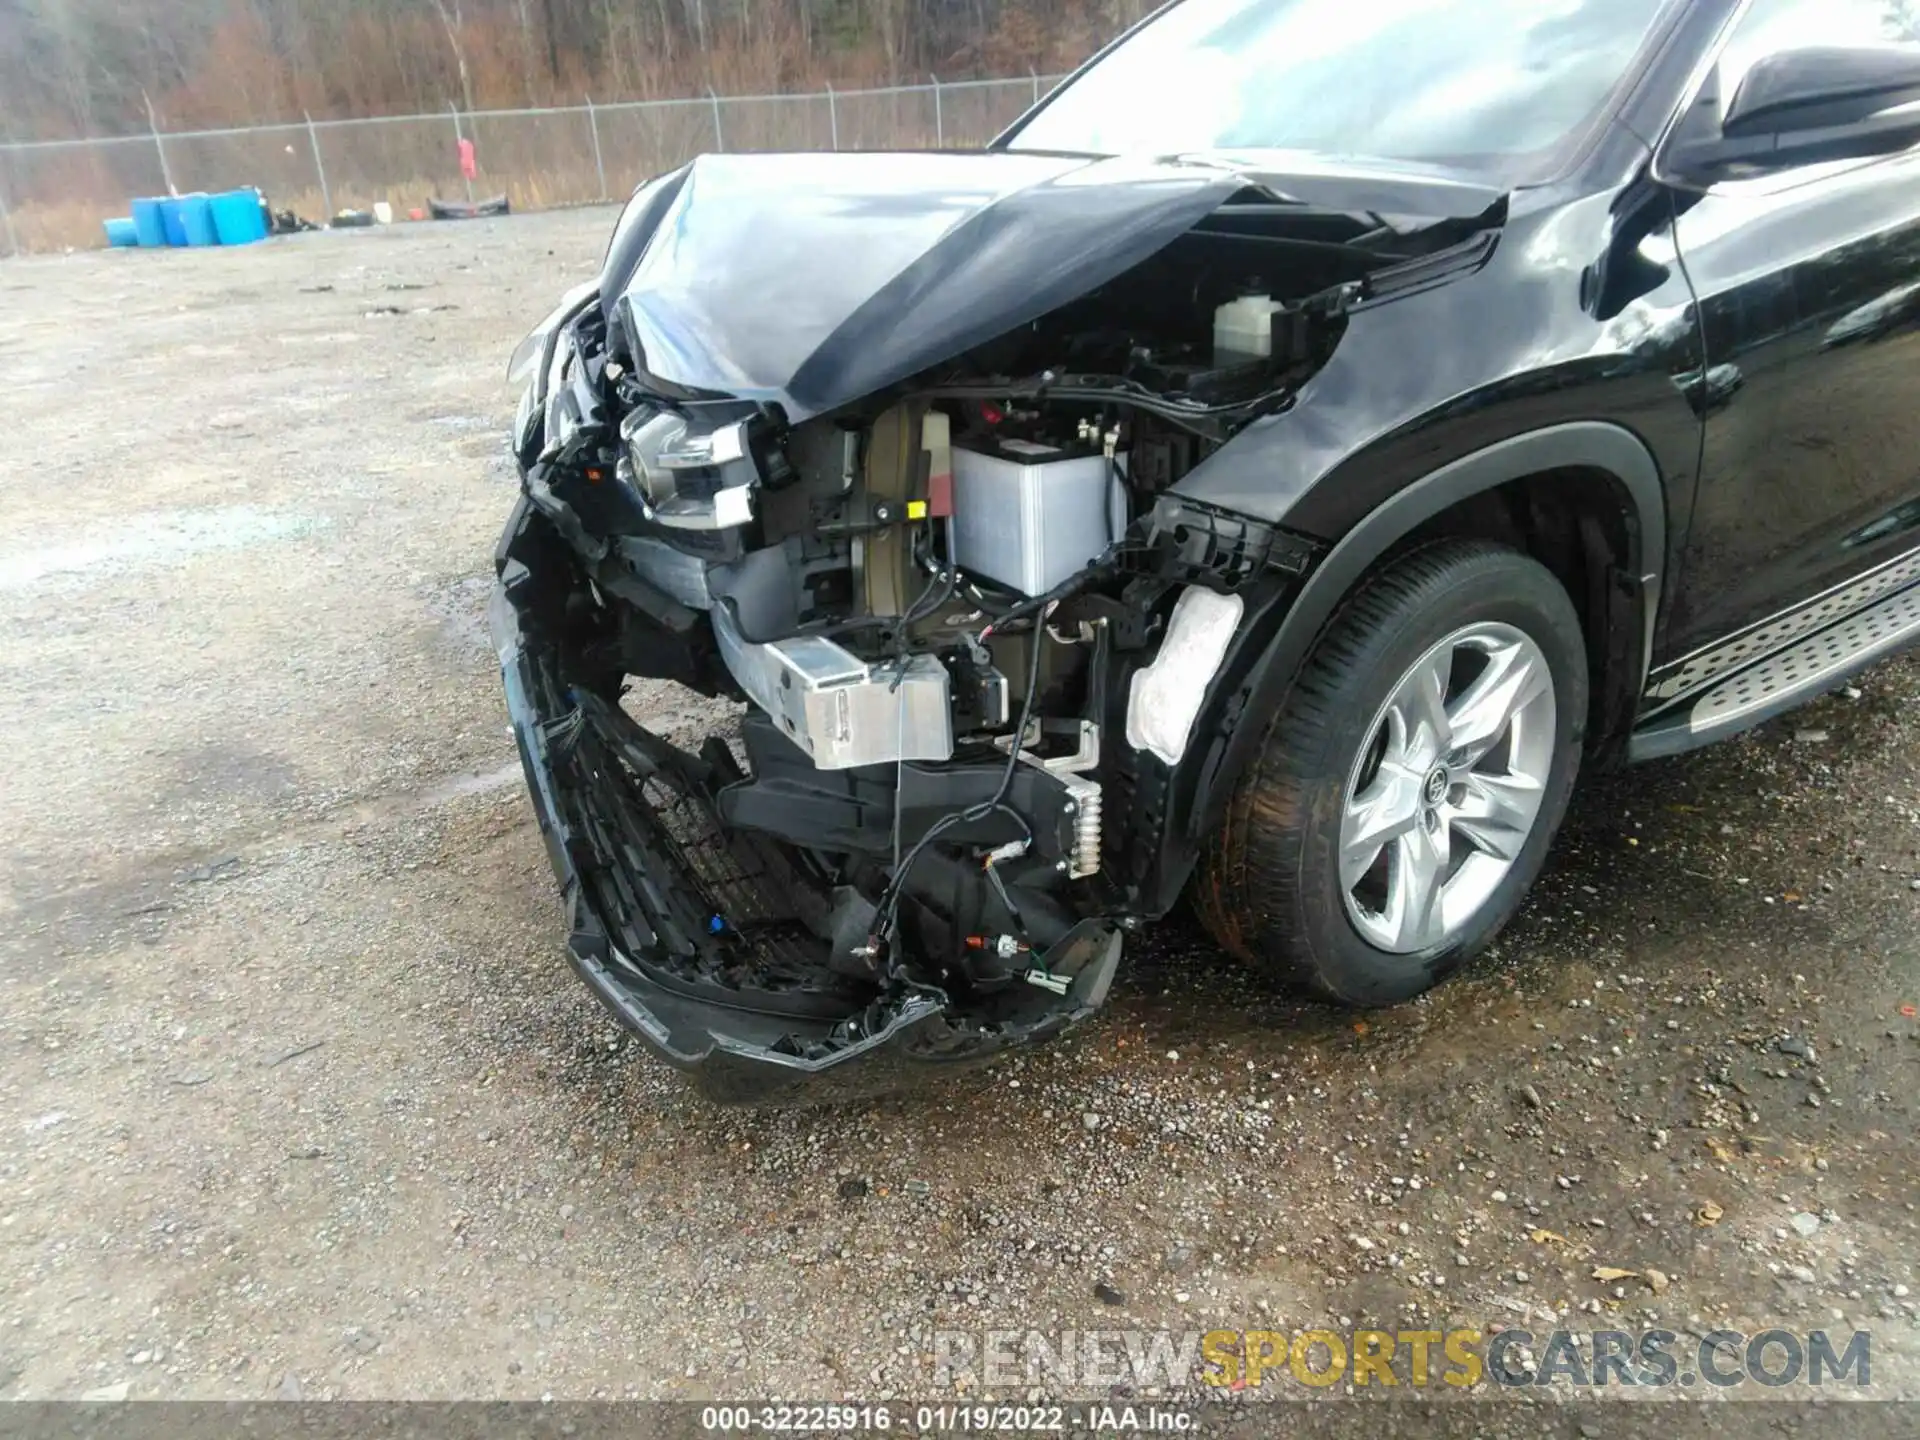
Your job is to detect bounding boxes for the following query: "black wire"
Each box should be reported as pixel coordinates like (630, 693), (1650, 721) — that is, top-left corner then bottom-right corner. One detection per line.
(1105, 451), (1120, 550)
(855, 511), (1148, 956)
(978, 613), (1052, 826)
(981, 515), (1153, 639)
(744, 520), (955, 646)
(872, 603), (1052, 952)
(918, 374), (1297, 430)
(877, 516), (1152, 943)
(898, 534), (959, 632)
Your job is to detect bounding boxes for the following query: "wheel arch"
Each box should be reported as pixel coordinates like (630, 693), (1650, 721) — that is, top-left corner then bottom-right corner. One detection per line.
(1290, 422), (1664, 635)
(1185, 422), (1666, 847)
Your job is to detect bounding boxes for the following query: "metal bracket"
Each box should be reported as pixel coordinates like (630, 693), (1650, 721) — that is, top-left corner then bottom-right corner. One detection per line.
(995, 720), (1103, 878)
(994, 717), (1099, 774)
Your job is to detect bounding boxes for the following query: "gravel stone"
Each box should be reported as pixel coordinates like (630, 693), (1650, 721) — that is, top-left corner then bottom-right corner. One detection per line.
(2, 214), (1916, 1403)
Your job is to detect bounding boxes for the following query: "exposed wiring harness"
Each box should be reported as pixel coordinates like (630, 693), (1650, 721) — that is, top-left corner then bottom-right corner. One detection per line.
(979, 516), (1151, 641)
(732, 516), (958, 648)
(868, 515), (1152, 959)
(919, 370), (1299, 440)
(868, 595), (1053, 961)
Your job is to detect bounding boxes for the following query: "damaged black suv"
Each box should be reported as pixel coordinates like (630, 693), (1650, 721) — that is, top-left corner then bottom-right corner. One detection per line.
(494, 0), (1920, 1100)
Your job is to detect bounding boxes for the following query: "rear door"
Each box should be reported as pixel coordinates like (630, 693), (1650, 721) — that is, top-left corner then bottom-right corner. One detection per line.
(1660, 0), (1920, 672)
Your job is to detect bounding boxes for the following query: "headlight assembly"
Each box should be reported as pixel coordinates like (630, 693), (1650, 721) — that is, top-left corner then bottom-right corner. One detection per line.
(621, 411), (761, 530)
(508, 283), (599, 459)
(541, 331), (579, 455)
(513, 378), (540, 453)
(506, 282), (597, 388)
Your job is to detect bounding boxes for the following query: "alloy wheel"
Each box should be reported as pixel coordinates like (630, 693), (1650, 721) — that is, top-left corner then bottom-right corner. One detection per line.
(1339, 621), (1556, 954)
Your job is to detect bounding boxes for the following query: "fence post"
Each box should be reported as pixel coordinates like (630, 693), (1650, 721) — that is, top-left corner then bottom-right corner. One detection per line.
(709, 88), (724, 152)
(0, 179), (17, 258)
(586, 95), (608, 201)
(145, 92), (177, 196)
(826, 84), (839, 151)
(931, 75), (943, 147)
(450, 102), (473, 202)
(303, 111), (333, 221)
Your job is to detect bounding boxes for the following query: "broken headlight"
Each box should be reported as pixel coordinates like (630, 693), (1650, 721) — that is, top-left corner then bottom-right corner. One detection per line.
(507, 282), (598, 455)
(513, 377), (540, 455)
(507, 282), (597, 387)
(621, 411), (760, 531)
(541, 330), (584, 456)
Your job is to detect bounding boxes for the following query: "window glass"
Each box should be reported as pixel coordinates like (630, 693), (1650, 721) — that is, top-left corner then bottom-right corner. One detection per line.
(1007, 0), (1674, 185)
(1719, 0), (1920, 106)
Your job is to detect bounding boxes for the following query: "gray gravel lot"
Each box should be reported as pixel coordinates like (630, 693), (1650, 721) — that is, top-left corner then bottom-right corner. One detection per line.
(0, 212), (1916, 1416)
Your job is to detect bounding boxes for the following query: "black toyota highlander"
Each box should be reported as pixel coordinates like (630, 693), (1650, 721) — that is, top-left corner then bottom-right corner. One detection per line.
(494, 0), (1920, 1100)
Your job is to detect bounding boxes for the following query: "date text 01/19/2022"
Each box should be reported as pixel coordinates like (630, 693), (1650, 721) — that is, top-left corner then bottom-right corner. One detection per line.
(698, 1405), (1196, 1432)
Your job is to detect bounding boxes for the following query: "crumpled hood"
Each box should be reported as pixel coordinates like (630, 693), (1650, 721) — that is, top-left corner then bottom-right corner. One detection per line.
(601, 150), (1503, 420)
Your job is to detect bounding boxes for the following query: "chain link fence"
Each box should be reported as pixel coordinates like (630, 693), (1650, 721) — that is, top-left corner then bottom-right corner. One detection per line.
(0, 75), (1062, 256)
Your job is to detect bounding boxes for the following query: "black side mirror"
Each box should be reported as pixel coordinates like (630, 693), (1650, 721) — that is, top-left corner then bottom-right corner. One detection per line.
(1665, 45), (1920, 184)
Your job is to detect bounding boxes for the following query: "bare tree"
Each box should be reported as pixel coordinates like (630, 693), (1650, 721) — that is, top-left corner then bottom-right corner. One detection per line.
(427, 0), (477, 112)
(540, 0), (561, 84)
(0, 0), (1089, 136)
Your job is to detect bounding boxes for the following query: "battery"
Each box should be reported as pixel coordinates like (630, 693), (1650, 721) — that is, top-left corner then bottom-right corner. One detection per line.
(949, 439), (1125, 597)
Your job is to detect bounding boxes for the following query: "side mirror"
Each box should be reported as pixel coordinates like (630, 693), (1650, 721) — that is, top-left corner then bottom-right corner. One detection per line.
(1665, 45), (1920, 184)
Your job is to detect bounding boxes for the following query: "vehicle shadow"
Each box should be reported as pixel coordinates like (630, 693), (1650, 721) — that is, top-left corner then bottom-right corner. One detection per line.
(1034, 653), (1917, 1064)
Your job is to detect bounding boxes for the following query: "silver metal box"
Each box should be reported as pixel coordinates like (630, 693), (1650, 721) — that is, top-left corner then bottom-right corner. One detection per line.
(712, 606), (953, 770)
(950, 442), (1123, 597)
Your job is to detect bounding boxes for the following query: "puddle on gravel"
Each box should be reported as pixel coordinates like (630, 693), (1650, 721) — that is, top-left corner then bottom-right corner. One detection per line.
(418, 763), (524, 806)
(417, 572), (494, 660)
(0, 505), (324, 592)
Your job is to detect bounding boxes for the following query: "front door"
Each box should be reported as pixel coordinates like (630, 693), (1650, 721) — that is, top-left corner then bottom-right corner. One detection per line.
(1662, 0), (1920, 672)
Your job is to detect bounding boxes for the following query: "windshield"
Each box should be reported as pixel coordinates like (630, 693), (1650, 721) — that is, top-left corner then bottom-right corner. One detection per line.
(1005, 0), (1676, 184)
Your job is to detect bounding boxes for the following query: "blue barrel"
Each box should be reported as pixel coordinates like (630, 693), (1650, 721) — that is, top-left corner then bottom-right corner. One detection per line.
(103, 217), (140, 248)
(130, 198), (168, 248)
(178, 193), (217, 246)
(210, 189), (268, 246)
(159, 197), (188, 246)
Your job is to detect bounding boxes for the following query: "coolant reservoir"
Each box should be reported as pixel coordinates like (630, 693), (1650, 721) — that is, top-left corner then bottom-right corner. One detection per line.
(1213, 294), (1283, 366)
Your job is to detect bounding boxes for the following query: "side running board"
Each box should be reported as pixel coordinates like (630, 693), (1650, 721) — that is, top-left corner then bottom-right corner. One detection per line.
(1630, 579), (1920, 761)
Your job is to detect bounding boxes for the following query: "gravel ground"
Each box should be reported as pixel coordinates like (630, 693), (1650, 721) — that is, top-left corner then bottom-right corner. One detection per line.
(0, 212), (1916, 1417)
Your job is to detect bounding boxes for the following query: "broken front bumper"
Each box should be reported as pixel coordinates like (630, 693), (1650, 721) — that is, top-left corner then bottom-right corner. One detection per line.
(490, 502), (1120, 1103)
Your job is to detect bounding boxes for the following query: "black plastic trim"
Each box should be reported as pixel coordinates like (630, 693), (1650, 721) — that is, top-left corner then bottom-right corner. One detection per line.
(1629, 578), (1920, 761)
(1187, 422), (1665, 842)
(490, 507), (1126, 1102)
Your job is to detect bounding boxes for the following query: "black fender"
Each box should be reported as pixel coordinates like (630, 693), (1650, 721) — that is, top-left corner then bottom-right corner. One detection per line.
(1136, 421), (1668, 916)
(1195, 420), (1665, 831)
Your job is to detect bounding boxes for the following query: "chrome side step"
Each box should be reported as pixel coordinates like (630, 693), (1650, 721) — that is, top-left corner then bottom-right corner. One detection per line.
(1631, 579), (1920, 761)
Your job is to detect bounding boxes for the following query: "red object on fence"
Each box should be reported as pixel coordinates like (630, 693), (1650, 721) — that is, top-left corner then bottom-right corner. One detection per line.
(458, 137), (477, 181)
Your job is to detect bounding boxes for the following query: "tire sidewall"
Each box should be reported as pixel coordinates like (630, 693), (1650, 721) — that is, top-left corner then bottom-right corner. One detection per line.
(1291, 555), (1587, 1005)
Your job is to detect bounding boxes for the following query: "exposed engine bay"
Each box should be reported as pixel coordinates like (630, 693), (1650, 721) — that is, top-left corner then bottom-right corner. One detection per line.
(493, 153), (1505, 1097)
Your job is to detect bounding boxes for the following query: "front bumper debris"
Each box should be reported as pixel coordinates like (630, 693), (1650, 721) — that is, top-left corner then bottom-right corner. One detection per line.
(490, 502), (1121, 1103)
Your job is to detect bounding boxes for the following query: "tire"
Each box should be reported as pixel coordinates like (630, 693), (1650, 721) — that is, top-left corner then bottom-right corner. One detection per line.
(1193, 538), (1587, 1006)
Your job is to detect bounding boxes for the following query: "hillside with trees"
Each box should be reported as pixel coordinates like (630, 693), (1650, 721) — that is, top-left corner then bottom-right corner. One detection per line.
(0, 0), (1138, 139)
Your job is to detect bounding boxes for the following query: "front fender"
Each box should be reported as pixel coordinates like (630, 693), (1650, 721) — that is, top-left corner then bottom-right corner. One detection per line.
(1136, 190), (1706, 895)
(1127, 420), (1673, 920)
(1169, 189), (1701, 561)
(1193, 421), (1664, 816)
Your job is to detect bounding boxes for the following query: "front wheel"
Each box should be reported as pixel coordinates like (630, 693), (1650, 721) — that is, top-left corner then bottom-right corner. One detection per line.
(1193, 538), (1588, 1006)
